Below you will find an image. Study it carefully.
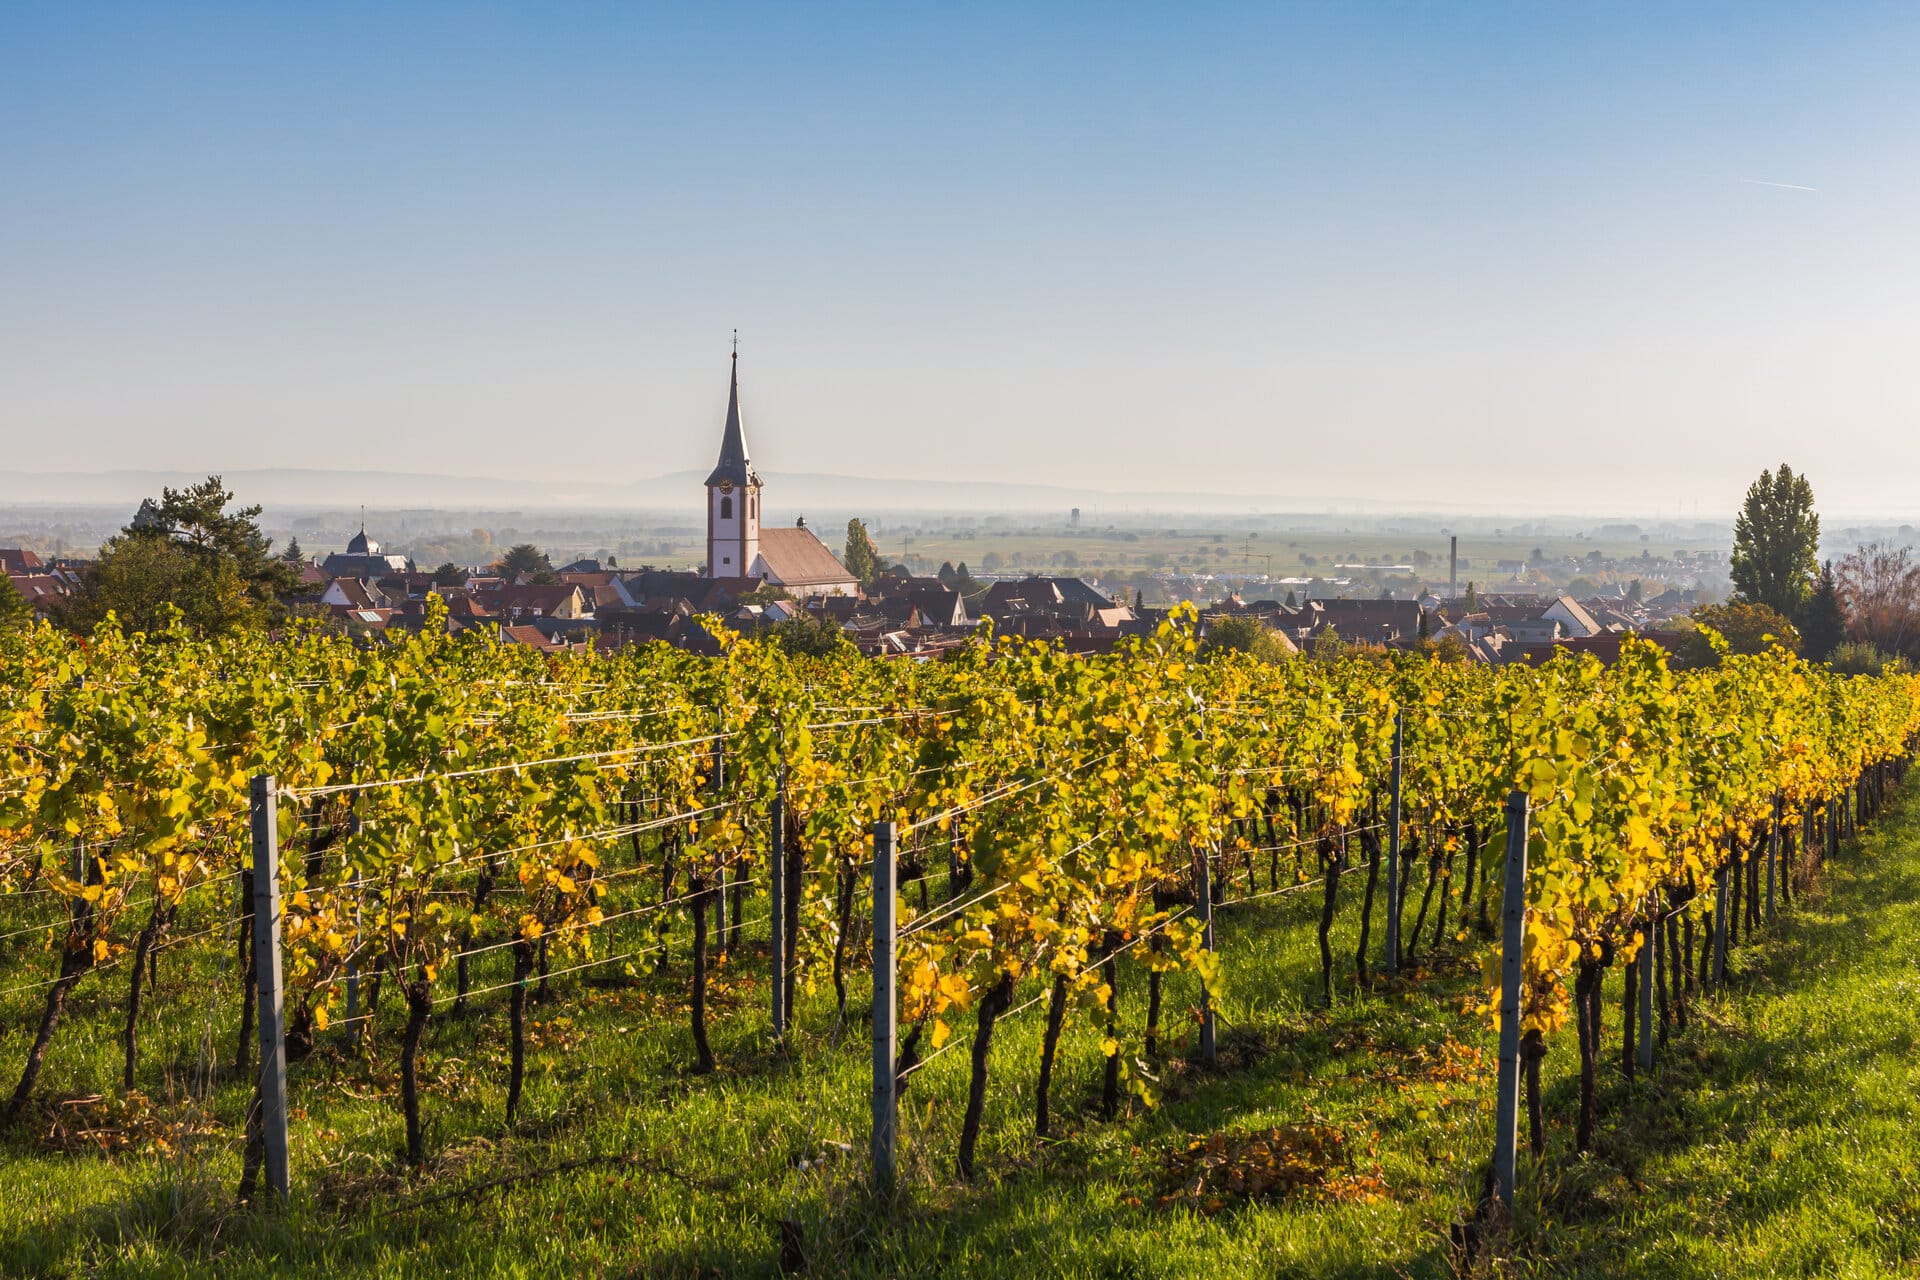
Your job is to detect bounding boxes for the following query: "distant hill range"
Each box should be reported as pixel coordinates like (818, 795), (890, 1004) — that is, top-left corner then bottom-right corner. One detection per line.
(0, 466), (1339, 515)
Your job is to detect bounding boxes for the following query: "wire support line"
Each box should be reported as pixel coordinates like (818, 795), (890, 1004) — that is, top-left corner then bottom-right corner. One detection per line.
(898, 909), (1196, 1081)
(317, 803), (732, 882)
(0, 919), (231, 1000)
(898, 826), (1116, 941)
(0, 873), (246, 944)
(428, 911), (772, 1008)
(1208, 822), (1390, 865)
(430, 878), (766, 967)
(901, 750), (1121, 837)
(285, 731), (741, 799)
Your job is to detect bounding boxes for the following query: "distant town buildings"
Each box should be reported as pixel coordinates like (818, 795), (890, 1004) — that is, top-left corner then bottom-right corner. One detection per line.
(1, 354), (1713, 668)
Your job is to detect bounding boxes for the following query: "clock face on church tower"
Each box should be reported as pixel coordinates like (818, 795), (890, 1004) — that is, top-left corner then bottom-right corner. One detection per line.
(718, 480), (734, 495)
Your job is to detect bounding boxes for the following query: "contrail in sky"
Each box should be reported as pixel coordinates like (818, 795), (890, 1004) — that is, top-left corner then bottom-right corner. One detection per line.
(1740, 178), (1819, 192)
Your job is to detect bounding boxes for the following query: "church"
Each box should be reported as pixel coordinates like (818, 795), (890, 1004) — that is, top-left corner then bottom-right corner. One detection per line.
(703, 348), (859, 599)
(321, 520), (411, 579)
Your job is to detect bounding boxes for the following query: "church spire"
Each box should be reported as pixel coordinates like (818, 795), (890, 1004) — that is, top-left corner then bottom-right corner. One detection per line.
(705, 334), (758, 489)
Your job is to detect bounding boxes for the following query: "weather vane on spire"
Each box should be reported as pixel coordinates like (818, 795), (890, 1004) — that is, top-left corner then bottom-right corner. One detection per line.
(732, 328), (739, 358)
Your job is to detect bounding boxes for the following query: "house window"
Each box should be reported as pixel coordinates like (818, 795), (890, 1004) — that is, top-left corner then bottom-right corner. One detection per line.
(722, 556), (731, 565)
(720, 496), (733, 519)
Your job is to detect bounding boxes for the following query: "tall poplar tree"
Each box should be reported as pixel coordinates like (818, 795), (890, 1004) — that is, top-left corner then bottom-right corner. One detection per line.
(843, 518), (880, 587)
(1730, 464), (1820, 618)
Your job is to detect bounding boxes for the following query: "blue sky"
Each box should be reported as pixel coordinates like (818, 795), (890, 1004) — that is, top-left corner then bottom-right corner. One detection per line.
(3, 3), (1918, 513)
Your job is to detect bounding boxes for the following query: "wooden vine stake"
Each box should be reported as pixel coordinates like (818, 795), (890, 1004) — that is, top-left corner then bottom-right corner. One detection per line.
(769, 773), (787, 1038)
(1767, 792), (1781, 924)
(246, 775), (291, 1200)
(1197, 845), (1216, 1063)
(1385, 710), (1404, 975)
(1636, 908), (1654, 1074)
(1492, 790), (1529, 1211)
(870, 821), (897, 1196)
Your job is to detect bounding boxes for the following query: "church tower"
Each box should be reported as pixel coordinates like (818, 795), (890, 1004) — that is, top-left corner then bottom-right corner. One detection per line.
(704, 343), (762, 578)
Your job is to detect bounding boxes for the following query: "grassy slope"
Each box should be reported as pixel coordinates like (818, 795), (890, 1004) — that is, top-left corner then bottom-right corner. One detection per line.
(4, 788), (1919, 1279)
(1507, 789), (1920, 1278)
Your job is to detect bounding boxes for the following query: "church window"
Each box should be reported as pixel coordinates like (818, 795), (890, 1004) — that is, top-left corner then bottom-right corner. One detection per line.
(720, 496), (733, 520)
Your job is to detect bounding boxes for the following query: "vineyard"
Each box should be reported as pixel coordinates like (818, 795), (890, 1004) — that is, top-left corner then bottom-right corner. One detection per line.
(3, 599), (1918, 1275)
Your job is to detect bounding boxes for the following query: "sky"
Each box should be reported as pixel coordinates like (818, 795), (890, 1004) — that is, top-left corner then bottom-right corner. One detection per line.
(3, 3), (1920, 516)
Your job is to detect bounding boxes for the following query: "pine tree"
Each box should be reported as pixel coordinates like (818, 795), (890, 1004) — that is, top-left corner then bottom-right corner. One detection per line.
(1797, 561), (1847, 662)
(1731, 464), (1820, 617)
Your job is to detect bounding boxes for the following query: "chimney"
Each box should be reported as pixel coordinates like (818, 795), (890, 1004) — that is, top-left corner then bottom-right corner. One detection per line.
(1448, 535), (1458, 600)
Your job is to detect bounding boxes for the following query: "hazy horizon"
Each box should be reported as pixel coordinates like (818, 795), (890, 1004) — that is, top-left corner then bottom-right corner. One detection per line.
(6, 5), (1920, 516)
(0, 461), (1879, 524)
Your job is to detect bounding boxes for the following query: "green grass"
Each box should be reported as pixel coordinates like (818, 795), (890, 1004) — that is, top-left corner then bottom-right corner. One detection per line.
(5, 793), (1920, 1278)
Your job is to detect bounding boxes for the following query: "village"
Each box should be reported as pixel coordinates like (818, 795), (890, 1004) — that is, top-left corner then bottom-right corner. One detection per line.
(3, 352), (1714, 665)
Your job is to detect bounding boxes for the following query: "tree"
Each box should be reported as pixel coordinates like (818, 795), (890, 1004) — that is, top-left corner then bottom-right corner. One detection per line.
(1201, 614), (1294, 664)
(494, 544), (551, 582)
(59, 533), (255, 635)
(1674, 601), (1801, 668)
(1834, 542), (1920, 660)
(736, 582), (792, 606)
(1730, 464), (1820, 617)
(772, 612), (853, 658)
(0, 574), (32, 630)
(1798, 561), (1847, 662)
(1463, 582), (1479, 613)
(947, 561), (983, 601)
(281, 536), (304, 564)
(59, 476), (296, 635)
(433, 563), (468, 589)
(843, 519), (880, 587)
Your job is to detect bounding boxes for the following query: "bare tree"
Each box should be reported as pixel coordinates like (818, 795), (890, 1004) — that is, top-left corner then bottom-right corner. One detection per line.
(1835, 542), (1920, 660)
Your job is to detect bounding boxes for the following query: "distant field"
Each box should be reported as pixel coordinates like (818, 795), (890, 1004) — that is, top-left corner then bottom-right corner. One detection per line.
(470, 525), (1722, 599)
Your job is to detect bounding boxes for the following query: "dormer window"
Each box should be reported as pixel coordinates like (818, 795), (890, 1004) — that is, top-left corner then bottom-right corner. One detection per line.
(720, 496), (733, 519)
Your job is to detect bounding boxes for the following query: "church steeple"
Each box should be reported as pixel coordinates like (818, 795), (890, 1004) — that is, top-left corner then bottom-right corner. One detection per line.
(704, 336), (759, 489)
(704, 335), (762, 579)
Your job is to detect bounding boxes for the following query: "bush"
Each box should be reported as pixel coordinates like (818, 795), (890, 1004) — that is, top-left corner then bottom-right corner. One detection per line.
(1201, 614), (1295, 664)
(772, 613), (852, 658)
(1672, 602), (1801, 669)
(1828, 641), (1910, 676)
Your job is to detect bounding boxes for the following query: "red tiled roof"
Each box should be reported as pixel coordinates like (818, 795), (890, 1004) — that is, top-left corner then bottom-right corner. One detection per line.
(8, 573), (64, 609)
(756, 527), (855, 588)
(500, 624), (567, 652)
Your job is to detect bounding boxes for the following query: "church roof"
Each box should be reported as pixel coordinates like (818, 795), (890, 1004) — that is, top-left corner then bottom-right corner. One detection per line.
(704, 351), (760, 489)
(346, 524), (379, 555)
(755, 526), (854, 588)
